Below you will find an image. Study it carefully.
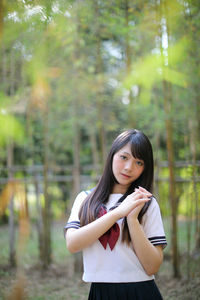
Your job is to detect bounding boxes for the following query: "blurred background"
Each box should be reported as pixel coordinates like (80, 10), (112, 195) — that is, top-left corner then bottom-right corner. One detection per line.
(0, 0), (199, 299)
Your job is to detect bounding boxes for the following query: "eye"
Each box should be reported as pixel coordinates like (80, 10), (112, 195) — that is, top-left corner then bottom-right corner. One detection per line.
(136, 161), (144, 166)
(120, 155), (127, 160)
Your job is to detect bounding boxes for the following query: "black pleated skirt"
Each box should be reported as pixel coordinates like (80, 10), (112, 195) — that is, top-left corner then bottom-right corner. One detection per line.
(88, 280), (163, 300)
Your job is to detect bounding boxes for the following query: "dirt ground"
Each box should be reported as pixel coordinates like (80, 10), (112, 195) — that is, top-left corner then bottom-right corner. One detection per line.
(0, 259), (200, 300)
(0, 221), (199, 300)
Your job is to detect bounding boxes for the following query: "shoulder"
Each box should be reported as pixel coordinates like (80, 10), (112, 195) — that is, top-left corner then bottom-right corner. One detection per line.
(76, 190), (90, 199)
(75, 190), (89, 201)
(142, 196), (162, 223)
(73, 188), (94, 204)
(72, 190), (89, 209)
(147, 196), (160, 213)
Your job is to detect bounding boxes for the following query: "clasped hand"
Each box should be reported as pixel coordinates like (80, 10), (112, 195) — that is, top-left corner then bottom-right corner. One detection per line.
(116, 187), (152, 219)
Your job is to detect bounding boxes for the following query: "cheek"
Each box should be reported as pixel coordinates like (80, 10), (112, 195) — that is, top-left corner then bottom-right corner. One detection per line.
(112, 156), (123, 172)
(138, 166), (145, 176)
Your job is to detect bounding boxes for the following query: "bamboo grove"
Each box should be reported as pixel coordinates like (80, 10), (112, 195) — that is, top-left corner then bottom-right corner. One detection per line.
(0, 0), (200, 280)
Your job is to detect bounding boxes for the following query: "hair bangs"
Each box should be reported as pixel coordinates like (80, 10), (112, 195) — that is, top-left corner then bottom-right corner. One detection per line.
(129, 135), (146, 161)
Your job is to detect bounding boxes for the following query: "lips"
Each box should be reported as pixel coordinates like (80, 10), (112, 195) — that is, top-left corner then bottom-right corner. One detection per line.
(121, 173), (131, 179)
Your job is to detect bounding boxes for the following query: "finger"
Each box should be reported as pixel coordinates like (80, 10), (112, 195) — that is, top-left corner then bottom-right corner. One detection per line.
(135, 187), (150, 196)
(133, 198), (150, 209)
(133, 191), (150, 201)
(134, 188), (147, 195)
(138, 186), (152, 196)
(134, 190), (150, 199)
(133, 192), (146, 200)
(130, 189), (140, 197)
(135, 196), (151, 204)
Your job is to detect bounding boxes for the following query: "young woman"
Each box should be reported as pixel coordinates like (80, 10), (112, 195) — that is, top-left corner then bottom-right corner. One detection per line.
(64, 129), (167, 300)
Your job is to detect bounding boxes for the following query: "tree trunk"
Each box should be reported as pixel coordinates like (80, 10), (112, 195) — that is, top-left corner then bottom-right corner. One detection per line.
(72, 120), (81, 201)
(42, 106), (51, 269)
(186, 0), (200, 250)
(194, 94), (200, 250)
(158, 0), (180, 278)
(98, 104), (107, 166)
(124, 0), (136, 128)
(2, 43), (7, 94)
(7, 44), (16, 267)
(186, 181), (193, 280)
(7, 141), (16, 267)
(162, 80), (180, 278)
(26, 98), (45, 264)
(34, 173), (44, 263)
(89, 128), (100, 178)
(154, 123), (161, 199)
(41, 3), (53, 269)
(185, 120), (194, 279)
(10, 47), (15, 96)
(71, 2), (82, 273)
(0, 0), (4, 40)
(188, 119), (199, 250)
(93, 0), (107, 166)
(71, 94), (82, 273)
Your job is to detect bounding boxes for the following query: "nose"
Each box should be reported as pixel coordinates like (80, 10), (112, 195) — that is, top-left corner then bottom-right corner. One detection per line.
(124, 160), (133, 171)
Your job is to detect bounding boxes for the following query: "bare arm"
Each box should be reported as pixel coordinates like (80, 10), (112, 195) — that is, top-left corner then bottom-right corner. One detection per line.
(66, 190), (150, 253)
(66, 208), (121, 253)
(127, 217), (163, 276)
(127, 187), (163, 276)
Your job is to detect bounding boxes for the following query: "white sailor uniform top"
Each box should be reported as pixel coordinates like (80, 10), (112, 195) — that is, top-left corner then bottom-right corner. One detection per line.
(64, 191), (167, 283)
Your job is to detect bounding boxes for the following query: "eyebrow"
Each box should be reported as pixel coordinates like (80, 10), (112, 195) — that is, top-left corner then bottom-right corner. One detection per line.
(121, 151), (144, 161)
(121, 151), (131, 156)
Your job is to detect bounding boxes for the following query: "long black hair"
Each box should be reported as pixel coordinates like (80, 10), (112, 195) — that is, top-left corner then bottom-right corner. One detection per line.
(79, 129), (154, 244)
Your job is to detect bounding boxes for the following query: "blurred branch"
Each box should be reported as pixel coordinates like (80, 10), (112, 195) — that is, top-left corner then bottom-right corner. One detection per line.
(0, 0), (4, 40)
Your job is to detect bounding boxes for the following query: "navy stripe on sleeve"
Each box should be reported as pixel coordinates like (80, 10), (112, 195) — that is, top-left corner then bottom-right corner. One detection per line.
(148, 236), (167, 247)
(64, 221), (80, 230)
(63, 221), (80, 238)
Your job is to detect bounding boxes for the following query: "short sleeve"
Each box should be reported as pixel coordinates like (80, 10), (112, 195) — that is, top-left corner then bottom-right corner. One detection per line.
(142, 197), (167, 249)
(63, 191), (88, 234)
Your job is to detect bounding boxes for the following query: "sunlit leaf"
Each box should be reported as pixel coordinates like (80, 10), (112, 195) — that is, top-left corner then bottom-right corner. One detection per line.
(0, 113), (24, 145)
(123, 38), (189, 105)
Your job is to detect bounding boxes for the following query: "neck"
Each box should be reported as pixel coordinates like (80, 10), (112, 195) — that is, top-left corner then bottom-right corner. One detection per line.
(112, 184), (128, 194)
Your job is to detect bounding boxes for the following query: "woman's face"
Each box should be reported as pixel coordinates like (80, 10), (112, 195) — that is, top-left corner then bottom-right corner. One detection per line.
(112, 143), (145, 194)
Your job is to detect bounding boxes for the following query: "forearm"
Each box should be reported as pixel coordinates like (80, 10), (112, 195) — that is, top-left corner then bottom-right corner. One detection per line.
(66, 189), (151, 253)
(128, 218), (163, 276)
(66, 209), (121, 253)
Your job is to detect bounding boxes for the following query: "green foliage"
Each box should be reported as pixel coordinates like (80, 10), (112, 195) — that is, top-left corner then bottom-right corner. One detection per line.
(0, 113), (23, 145)
(123, 38), (188, 105)
(0, 0), (199, 229)
(0, 92), (24, 144)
